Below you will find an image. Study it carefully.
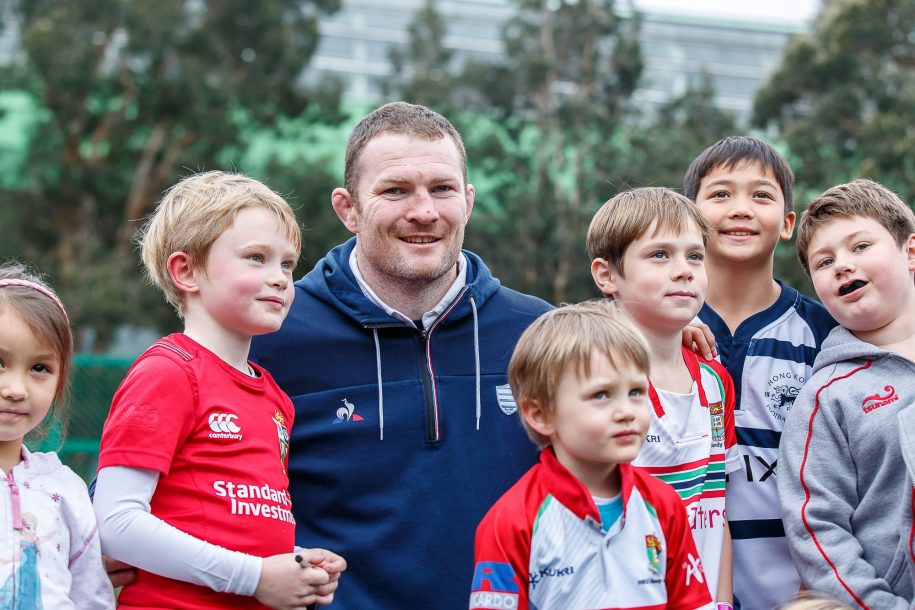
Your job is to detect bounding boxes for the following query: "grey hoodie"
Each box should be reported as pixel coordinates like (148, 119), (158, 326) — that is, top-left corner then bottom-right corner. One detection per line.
(899, 401), (915, 602)
(778, 325), (915, 609)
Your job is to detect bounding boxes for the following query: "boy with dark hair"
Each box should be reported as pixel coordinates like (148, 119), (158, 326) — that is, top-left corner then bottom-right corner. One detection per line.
(683, 136), (837, 610)
(780, 178), (915, 608)
(471, 301), (713, 610)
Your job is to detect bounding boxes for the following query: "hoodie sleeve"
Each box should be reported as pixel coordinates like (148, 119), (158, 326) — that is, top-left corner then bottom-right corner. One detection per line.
(779, 368), (910, 610)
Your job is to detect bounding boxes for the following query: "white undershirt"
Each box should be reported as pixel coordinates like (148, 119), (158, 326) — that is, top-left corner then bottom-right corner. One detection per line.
(93, 466), (262, 595)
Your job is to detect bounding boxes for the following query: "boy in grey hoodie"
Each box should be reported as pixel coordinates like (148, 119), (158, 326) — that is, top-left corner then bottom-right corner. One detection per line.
(779, 179), (915, 609)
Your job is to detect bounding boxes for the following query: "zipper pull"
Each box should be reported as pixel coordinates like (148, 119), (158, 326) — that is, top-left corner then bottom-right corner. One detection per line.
(7, 471), (22, 530)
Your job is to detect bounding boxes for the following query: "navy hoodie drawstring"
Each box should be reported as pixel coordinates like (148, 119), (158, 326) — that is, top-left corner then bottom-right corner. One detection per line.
(373, 328), (384, 441)
(471, 294), (481, 430)
(370, 292), (483, 440)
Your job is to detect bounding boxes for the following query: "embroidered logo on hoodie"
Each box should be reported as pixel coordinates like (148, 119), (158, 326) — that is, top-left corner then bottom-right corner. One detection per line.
(333, 398), (365, 424)
(862, 386), (899, 413)
(496, 384), (518, 415)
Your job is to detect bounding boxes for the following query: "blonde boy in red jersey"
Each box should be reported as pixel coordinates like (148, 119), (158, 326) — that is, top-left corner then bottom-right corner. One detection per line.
(94, 171), (345, 609)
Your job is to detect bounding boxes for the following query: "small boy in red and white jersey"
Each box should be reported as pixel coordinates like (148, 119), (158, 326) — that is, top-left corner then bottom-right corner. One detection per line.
(93, 171), (345, 609)
(470, 300), (713, 610)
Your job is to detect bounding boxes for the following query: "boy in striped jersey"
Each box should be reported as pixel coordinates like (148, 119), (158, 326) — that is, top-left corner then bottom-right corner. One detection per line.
(683, 137), (837, 610)
(471, 301), (713, 610)
(779, 179), (915, 608)
(588, 187), (742, 609)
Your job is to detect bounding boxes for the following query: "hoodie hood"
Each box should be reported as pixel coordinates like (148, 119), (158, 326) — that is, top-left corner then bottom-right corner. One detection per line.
(812, 325), (889, 374)
(296, 237), (502, 327)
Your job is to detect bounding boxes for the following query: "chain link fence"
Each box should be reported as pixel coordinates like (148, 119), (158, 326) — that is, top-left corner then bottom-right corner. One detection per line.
(31, 354), (135, 483)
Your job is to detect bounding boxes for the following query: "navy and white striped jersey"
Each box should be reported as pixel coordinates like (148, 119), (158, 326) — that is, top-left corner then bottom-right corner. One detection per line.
(698, 281), (836, 610)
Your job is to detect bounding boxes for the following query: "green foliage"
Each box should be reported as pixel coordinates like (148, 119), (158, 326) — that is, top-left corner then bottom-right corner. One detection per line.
(1, 0), (342, 348)
(754, 0), (915, 201)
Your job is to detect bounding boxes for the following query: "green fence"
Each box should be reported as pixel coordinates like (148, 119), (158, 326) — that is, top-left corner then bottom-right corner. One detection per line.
(31, 354), (135, 482)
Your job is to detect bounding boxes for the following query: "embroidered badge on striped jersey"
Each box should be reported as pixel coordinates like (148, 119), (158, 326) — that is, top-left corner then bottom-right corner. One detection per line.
(645, 534), (662, 575)
(496, 384), (518, 415)
(709, 401), (725, 448)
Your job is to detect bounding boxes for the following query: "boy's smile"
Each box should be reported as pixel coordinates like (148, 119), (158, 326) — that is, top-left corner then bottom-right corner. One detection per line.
(533, 351), (650, 497)
(696, 161), (795, 268)
(807, 215), (915, 338)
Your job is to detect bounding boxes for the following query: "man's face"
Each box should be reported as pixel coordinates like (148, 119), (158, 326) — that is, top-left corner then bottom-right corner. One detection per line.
(334, 133), (474, 293)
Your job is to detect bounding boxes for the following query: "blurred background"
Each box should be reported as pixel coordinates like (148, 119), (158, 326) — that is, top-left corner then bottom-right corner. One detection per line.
(2, 0), (913, 477)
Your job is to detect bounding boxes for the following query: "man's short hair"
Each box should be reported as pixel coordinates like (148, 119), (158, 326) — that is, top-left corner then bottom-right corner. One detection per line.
(683, 135), (795, 215)
(508, 300), (651, 448)
(587, 186), (711, 276)
(343, 101), (467, 199)
(139, 170), (301, 314)
(796, 178), (915, 276)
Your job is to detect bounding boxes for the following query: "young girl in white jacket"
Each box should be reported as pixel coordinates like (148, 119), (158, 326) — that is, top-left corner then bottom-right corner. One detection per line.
(0, 261), (114, 609)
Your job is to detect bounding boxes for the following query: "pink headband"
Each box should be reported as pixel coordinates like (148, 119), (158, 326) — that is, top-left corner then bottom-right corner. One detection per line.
(0, 279), (70, 324)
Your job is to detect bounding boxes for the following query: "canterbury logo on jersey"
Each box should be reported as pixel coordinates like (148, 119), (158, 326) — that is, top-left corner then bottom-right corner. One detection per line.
(208, 413), (243, 440)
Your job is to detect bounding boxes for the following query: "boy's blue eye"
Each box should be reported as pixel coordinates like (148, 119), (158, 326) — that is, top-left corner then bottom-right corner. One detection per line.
(815, 257), (833, 269)
(853, 242), (870, 252)
(593, 390), (608, 400)
(249, 254), (264, 263)
(688, 252), (704, 262)
(650, 251), (668, 259)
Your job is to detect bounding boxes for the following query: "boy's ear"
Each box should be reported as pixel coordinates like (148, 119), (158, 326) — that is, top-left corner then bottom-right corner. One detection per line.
(166, 252), (200, 295)
(520, 397), (555, 439)
(780, 211), (797, 241)
(906, 233), (915, 275)
(590, 258), (619, 298)
(331, 188), (360, 234)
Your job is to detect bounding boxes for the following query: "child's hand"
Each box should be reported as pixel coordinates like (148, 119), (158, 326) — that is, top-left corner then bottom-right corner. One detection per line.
(255, 552), (340, 609)
(299, 547), (347, 578)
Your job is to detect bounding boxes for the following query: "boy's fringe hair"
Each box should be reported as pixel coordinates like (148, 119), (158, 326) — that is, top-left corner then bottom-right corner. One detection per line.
(508, 300), (650, 447)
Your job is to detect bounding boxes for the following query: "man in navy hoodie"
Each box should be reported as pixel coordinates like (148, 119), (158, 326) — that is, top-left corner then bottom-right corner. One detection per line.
(250, 102), (552, 609)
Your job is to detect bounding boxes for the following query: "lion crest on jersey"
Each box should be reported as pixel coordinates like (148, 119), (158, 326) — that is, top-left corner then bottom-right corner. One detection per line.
(273, 410), (289, 472)
(645, 534), (662, 575)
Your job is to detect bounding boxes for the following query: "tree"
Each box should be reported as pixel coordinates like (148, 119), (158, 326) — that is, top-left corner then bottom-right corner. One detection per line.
(619, 72), (738, 190)
(1, 0), (342, 346)
(753, 0), (915, 202)
(389, 0), (738, 304)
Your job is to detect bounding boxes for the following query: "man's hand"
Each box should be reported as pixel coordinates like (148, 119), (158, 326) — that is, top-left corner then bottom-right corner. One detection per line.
(104, 555), (137, 588)
(682, 320), (717, 360)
